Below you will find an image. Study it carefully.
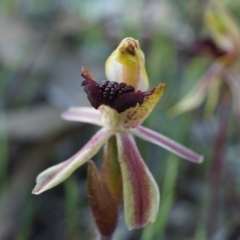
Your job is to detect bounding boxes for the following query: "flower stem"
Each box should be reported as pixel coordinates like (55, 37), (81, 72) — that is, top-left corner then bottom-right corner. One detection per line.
(207, 90), (230, 239)
(101, 234), (112, 240)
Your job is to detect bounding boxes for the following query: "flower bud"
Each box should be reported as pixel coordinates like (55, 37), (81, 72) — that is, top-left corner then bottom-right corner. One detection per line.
(105, 37), (149, 91)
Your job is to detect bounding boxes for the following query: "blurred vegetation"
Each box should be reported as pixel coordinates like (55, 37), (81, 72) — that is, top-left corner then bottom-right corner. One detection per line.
(0, 0), (240, 239)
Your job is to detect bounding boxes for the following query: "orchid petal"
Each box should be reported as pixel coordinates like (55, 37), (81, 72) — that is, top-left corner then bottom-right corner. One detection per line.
(131, 126), (203, 164)
(116, 132), (159, 230)
(32, 127), (113, 194)
(99, 83), (166, 129)
(204, 76), (221, 117)
(224, 70), (240, 122)
(169, 63), (223, 117)
(61, 107), (103, 126)
(102, 136), (122, 202)
(87, 161), (118, 236)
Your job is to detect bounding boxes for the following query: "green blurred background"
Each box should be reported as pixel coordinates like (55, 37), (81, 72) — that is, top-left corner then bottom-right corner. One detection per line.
(1, 0), (240, 239)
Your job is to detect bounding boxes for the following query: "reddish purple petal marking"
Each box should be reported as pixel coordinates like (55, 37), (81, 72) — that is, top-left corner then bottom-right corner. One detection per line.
(61, 107), (103, 126)
(116, 132), (159, 230)
(131, 126), (203, 163)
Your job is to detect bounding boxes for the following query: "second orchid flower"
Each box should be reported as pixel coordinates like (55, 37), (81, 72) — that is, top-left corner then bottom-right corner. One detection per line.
(170, 0), (240, 122)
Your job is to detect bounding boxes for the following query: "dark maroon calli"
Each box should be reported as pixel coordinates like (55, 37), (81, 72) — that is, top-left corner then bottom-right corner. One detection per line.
(81, 68), (145, 113)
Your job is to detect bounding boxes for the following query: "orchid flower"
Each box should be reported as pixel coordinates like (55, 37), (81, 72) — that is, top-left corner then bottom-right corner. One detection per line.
(32, 37), (203, 230)
(169, 0), (240, 121)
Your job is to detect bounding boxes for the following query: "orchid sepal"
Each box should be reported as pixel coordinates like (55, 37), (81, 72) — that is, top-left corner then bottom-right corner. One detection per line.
(102, 136), (122, 202)
(169, 62), (222, 117)
(32, 127), (114, 194)
(87, 160), (119, 237)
